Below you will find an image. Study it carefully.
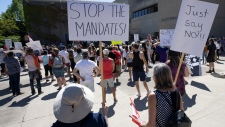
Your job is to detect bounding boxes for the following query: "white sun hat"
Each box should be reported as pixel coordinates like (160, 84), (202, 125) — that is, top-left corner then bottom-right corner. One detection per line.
(53, 84), (94, 123)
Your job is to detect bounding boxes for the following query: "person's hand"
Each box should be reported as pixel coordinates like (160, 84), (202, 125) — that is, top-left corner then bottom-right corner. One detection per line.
(101, 103), (108, 117)
(80, 77), (85, 81)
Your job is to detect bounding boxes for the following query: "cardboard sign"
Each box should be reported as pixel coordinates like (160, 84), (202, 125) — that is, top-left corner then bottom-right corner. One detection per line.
(5, 39), (12, 49)
(185, 54), (202, 76)
(67, 1), (129, 41)
(171, 0), (219, 56)
(134, 34), (139, 42)
(26, 41), (42, 51)
(160, 29), (174, 46)
(14, 42), (23, 50)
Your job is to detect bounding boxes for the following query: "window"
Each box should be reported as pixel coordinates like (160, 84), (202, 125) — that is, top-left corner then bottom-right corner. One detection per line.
(132, 4), (158, 18)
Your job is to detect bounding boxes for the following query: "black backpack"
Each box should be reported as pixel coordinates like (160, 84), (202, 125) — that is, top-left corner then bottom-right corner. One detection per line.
(159, 90), (192, 127)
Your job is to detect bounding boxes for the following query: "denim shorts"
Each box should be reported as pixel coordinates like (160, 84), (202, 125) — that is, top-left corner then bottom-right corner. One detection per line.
(52, 68), (64, 78)
(133, 71), (146, 81)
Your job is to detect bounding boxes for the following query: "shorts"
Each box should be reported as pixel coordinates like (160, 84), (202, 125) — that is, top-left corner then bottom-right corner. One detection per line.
(133, 71), (146, 81)
(65, 62), (71, 68)
(123, 57), (127, 60)
(102, 78), (114, 88)
(52, 68), (65, 78)
(116, 65), (121, 72)
(207, 56), (215, 63)
(127, 62), (133, 67)
(80, 81), (95, 92)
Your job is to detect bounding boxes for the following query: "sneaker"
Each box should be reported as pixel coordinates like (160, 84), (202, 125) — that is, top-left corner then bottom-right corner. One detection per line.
(46, 79), (50, 82)
(212, 68), (215, 73)
(51, 79), (56, 82)
(206, 70), (212, 73)
(38, 91), (44, 95)
(16, 92), (25, 96)
(114, 99), (118, 104)
(32, 92), (36, 95)
(137, 93), (141, 97)
(57, 87), (62, 91)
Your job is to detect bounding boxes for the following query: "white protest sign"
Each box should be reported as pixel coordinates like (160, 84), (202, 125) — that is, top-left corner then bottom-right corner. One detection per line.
(160, 29), (174, 46)
(67, 1), (129, 41)
(134, 34), (139, 42)
(170, 0), (218, 56)
(26, 40), (42, 51)
(5, 39), (12, 49)
(14, 42), (23, 50)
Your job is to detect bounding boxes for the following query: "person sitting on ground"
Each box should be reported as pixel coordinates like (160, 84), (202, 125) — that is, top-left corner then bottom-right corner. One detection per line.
(52, 84), (109, 127)
(140, 63), (184, 127)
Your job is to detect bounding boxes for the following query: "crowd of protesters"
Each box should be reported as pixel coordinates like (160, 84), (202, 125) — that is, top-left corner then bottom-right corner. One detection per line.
(0, 36), (225, 127)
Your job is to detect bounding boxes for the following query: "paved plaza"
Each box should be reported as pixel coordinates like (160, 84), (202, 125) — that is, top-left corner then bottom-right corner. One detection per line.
(1, 57), (225, 127)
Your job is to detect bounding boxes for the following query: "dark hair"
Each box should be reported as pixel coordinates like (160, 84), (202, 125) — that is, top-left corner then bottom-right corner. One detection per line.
(68, 45), (72, 49)
(77, 48), (82, 54)
(27, 49), (34, 53)
(7, 52), (14, 57)
(68, 50), (74, 58)
(133, 43), (139, 49)
(43, 50), (48, 55)
(108, 46), (113, 51)
(125, 46), (128, 52)
(142, 43), (147, 51)
(168, 56), (180, 66)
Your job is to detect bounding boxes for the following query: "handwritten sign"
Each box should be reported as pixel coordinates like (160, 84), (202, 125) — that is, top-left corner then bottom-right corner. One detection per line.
(5, 39), (12, 49)
(67, 1), (129, 41)
(134, 34), (139, 42)
(26, 41), (42, 51)
(14, 42), (23, 50)
(160, 29), (174, 46)
(170, 0), (218, 56)
(185, 54), (202, 76)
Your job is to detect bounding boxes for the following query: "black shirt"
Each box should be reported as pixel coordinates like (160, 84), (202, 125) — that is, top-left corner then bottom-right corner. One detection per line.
(108, 52), (116, 62)
(207, 43), (216, 57)
(132, 51), (144, 72)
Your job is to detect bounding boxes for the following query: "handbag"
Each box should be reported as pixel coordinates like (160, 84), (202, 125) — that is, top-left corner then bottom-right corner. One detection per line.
(159, 90), (192, 127)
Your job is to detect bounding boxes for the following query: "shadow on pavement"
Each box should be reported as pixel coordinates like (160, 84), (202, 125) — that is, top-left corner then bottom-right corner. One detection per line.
(41, 82), (53, 87)
(0, 96), (13, 106)
(0, 87), (11, 97)
(211, 72), (225, 79)
(134, 96), (148, 111)
(41, 91), (58, 100)
(9, 95), (38, 107)
(215, 61), (224, 64)
(182, 94), (197, 111)
(99, 103), (116, 118)
(190, 81), (211, 92)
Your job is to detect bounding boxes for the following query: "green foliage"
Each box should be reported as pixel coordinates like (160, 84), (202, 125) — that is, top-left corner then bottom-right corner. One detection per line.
(0, 0), (27, 47)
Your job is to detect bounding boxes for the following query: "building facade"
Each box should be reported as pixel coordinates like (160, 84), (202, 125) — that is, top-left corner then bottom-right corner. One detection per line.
(115, 0), (225, 40)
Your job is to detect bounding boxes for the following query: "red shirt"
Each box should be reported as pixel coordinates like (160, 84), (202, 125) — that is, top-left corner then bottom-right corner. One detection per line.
(103, 58), (113, 79)
(112, 50), (121, 65)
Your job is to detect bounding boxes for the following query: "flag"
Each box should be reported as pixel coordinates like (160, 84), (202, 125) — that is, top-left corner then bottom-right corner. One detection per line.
(28, 35), (33, 42)
(129, 97), (142, 126)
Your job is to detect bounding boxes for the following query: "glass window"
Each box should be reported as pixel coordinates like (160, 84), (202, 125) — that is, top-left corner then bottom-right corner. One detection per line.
(136, 12), (139, 17)
(139, 11), (142, 16)
(144, 9), (147, 15)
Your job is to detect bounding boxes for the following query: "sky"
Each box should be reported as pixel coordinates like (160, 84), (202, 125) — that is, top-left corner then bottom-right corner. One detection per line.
(0, 0), (115, 15)
(0, 0), (12, 15)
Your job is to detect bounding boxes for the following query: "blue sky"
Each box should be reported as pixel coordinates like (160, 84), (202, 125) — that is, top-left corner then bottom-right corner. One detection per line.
(0, 0), (12, 15)
(0, 0), (115, 15)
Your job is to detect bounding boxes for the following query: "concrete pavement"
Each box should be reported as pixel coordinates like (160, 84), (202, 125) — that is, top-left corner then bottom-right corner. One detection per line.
(0, 57), (225, 127)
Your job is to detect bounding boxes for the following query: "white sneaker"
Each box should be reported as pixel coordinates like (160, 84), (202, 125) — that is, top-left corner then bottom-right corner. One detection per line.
(137, 93), (141, 97)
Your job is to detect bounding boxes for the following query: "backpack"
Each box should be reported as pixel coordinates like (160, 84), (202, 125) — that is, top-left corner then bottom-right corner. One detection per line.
(158, 90), (192, 127)
(53, 56), (63, 68)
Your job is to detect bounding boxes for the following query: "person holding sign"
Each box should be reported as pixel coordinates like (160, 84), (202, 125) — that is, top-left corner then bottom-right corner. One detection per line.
(206, 39), (216, 73)
(130, 43), (150, 97)
(166, 50), (190, 96)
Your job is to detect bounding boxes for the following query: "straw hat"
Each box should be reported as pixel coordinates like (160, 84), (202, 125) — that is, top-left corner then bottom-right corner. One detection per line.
(53, 84), (94, 123)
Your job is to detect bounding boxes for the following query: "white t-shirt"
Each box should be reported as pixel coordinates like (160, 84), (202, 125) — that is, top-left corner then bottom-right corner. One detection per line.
(122, 49), (127, 58)
(75, 59), (97, 82)
(59, 50), (70, 63)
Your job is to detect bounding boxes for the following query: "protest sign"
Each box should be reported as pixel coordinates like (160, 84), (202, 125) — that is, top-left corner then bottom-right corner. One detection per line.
(160, 29), (174, 46)
(111, 40), (122, 45)
(170, 0), (219, 57)
(4, 50), (24, 54)
(134, 34), (139, 42)
(26, 41), (42, 51)
(14, 42), (23, 50)
(67, 1), (129, 41)
(5, 39), (12, 49)
(185, 54), (202, 76)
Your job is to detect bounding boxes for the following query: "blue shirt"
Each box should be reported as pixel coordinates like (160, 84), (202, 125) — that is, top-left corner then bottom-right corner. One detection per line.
(52, 113), (108, 127)
(42, 55), (49, 65)
(3, 57), (20, 75)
